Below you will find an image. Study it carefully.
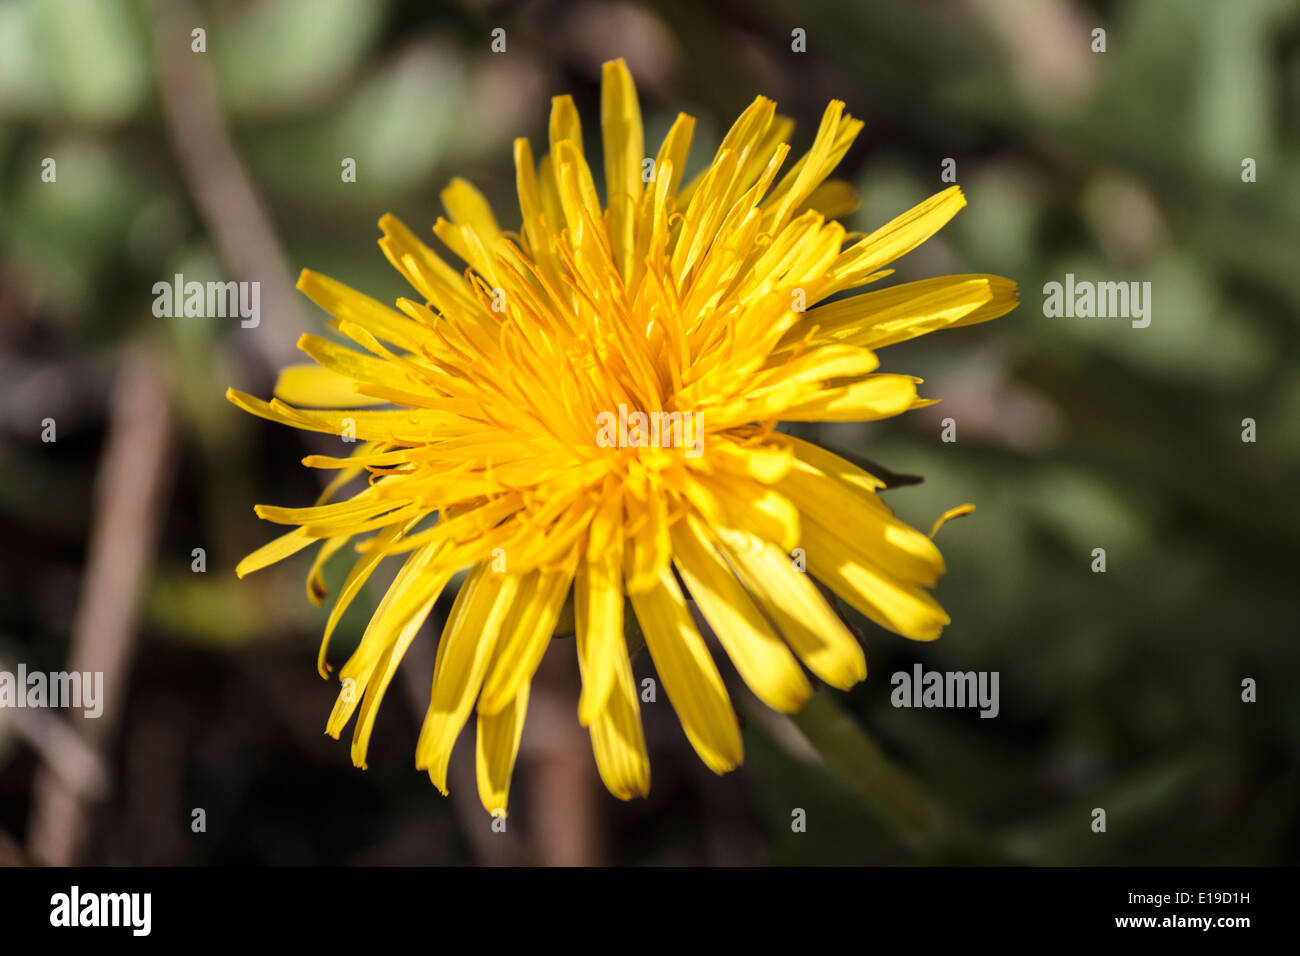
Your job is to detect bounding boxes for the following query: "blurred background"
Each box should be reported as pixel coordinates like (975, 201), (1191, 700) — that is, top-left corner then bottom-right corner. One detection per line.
(1, 0), (1298, 866)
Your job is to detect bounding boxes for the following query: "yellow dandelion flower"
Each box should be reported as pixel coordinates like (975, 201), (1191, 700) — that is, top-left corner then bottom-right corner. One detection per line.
(228, 59), (1017, 815)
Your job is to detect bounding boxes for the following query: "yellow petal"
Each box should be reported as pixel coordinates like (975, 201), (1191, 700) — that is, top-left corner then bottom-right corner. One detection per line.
(514, 137), (563, 285)
(226, 388), (447, 443)
(416, 566), (520, 793)
(575, 549), (624, 726)
(764, 100), (862, 233)
(790, 275), (1017, 352)
(433, 215), (499, 287)
(476, 683), (529, 816)
(311, 441), (376, 505)
(478, 564), (573, 714)
(930, 503), (975, 538)
(296, 269), (428, 351)
(376, 213), (481, 318)
(328, 540), (450, 724)
(316, 519), (416, 678)
(650, 112), (695, 204)
(296, 330), (422, 387)
(574, 485), (624, 723)
(671, 515), (811, 713)
(600, 58), (644, 283)
(274, 363), (384, 408)
(588, 649), (650, 800)
(554, 140), (606, 254)
(623, 487), (670, 594)
(253, 493), (394, 528)
(441, 176), (501, 244)
(778, 373), (923, 422)
(694, 471), (799, 555)
(777, 458), (945, 587)
(628, 557), (742, 774)
(235, 527), (315, 578)
(677, 95), (774, 211)
(305, 533), (350, 605)
(801, 518), (950, 641)
(775, 433), (886, 497)
(715, 527), (866, 689)
(346, 587), (440, 769)
(795, 178), (859, 220)
(549, 93), (585, 163)
(830, 186), (966, 285)
(708, 343), (880, 424)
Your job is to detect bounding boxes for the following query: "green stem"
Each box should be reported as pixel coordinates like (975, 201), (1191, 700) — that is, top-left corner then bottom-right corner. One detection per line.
(787, 691), (986, 861)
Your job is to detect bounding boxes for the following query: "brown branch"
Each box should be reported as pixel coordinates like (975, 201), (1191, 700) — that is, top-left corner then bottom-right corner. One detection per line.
(26, 348), (175, 865)
(519, 645), (599, 866)
(148, 0), (306, 371)
(0, 669), (109, 801)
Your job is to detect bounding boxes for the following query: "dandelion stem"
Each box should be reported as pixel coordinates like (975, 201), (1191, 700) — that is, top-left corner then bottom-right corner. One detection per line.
(787, 691), (986, 860)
